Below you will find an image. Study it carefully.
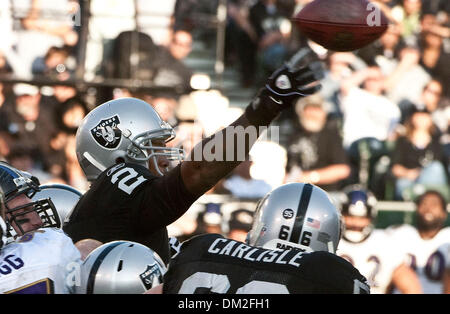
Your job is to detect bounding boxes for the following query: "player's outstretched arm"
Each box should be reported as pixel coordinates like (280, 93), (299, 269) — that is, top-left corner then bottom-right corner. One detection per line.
(180, 50), (323, 197)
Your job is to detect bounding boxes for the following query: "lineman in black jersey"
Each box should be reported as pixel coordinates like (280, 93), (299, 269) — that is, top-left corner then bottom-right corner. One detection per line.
(162, 233), (369, 294)
(72, 183), (369, 294)
(63, 50), (324, 265)
(149, 183), (370, 294)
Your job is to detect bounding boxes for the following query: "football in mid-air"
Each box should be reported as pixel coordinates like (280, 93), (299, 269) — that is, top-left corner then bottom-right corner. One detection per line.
(293, 0), (389, 52)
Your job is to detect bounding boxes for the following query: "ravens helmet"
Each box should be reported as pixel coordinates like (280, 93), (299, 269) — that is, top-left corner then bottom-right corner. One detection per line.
(0, 162), (60, 239)
(340, 185), (377, 243)
(246, 183), (342, 253)
(76, 97), (184, 180)
(74, 241), (167, 294)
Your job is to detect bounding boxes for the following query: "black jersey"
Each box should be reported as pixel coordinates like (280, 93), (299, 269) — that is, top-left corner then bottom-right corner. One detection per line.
(63, 163), (197, 264)
(163, 234), (370, 294)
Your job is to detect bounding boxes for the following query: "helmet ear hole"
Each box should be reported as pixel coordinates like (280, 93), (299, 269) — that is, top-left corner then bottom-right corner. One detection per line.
(115, 157), (125, 164)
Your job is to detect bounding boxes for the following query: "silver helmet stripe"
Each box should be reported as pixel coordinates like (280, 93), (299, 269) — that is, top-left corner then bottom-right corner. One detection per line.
(83, 152), (107, 173)
(86, 241), (127, 294)
(289, 183), (313, 243)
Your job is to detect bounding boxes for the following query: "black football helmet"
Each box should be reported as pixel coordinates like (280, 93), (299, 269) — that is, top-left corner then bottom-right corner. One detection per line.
(0, 162), (60, 239)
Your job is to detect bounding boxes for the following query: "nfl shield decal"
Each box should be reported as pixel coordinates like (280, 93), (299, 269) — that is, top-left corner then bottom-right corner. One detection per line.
(90, 115), (122, 149)
(139, 263), (163, 290)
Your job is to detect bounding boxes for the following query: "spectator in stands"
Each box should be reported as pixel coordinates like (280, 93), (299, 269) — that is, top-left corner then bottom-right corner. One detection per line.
(168, 28), (193, 61)
(391, 108), (448, 200)
(152, 28), (194, 91)
(109, 29), (193, 94)
(249, 0), (294, 78)
(227, 209), (254, 242)
(357, 24), (405, 67)
(284, 94), (351, 192)
(398, 79), (447, 133)
(45, 97), (88, 182)
(419, 20), (450, 98)
(172, 0), (218, 32)
(39, 63), (78, 114)
(6, 83), (56, 169)
(383, 46), (431, 106)
(0, 85), (14, 135)
(0, 51), (14, 128)
(11, 0), (78, 77)
(420, 11), (450, 38)
(32, 45), (71, 77)
(340, 66), (401, 148)
(47, 130), (69, 184)
(321, 52), (367, 118)
(6, 145), (52, 184)
(55, 97), (88, 135)
(391, 0), (423, 46)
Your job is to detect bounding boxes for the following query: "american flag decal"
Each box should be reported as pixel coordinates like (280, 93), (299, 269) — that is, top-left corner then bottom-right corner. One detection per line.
(306, 217), (320, 229)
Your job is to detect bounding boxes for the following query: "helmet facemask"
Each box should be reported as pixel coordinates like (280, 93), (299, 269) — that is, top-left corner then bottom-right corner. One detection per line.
(124, 122), (184, 176)
(4, 186), (60, 239)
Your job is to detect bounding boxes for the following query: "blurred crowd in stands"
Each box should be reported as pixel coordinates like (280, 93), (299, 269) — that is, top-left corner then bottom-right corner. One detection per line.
(0, 0), (448, 223)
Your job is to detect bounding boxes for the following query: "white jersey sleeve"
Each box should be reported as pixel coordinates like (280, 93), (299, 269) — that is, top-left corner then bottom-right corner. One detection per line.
(0, 228), (81, 294)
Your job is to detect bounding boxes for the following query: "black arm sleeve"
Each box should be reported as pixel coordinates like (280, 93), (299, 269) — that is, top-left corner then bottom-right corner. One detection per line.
(134, 163), (198, 232)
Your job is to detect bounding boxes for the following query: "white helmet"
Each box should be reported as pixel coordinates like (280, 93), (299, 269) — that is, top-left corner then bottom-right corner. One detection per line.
(74, 241), (167, 294)
(31, 184), (82, 225)
(0, 162), (60, 239)
(76, 97), (183, 181)
(246, 183), (342, 253)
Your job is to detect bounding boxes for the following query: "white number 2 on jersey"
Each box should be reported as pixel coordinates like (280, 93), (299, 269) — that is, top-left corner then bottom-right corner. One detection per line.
(110, 167), (147, 195)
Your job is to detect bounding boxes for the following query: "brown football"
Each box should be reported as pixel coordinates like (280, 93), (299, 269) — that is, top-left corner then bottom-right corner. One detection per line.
(293, 0), (389, 51)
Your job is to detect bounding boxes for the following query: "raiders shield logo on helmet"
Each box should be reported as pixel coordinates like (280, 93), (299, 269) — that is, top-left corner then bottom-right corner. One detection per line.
(90, 115), (122, 149)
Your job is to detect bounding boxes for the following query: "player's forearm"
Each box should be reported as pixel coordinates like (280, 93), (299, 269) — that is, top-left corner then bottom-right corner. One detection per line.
(180, 105), (276, 197)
